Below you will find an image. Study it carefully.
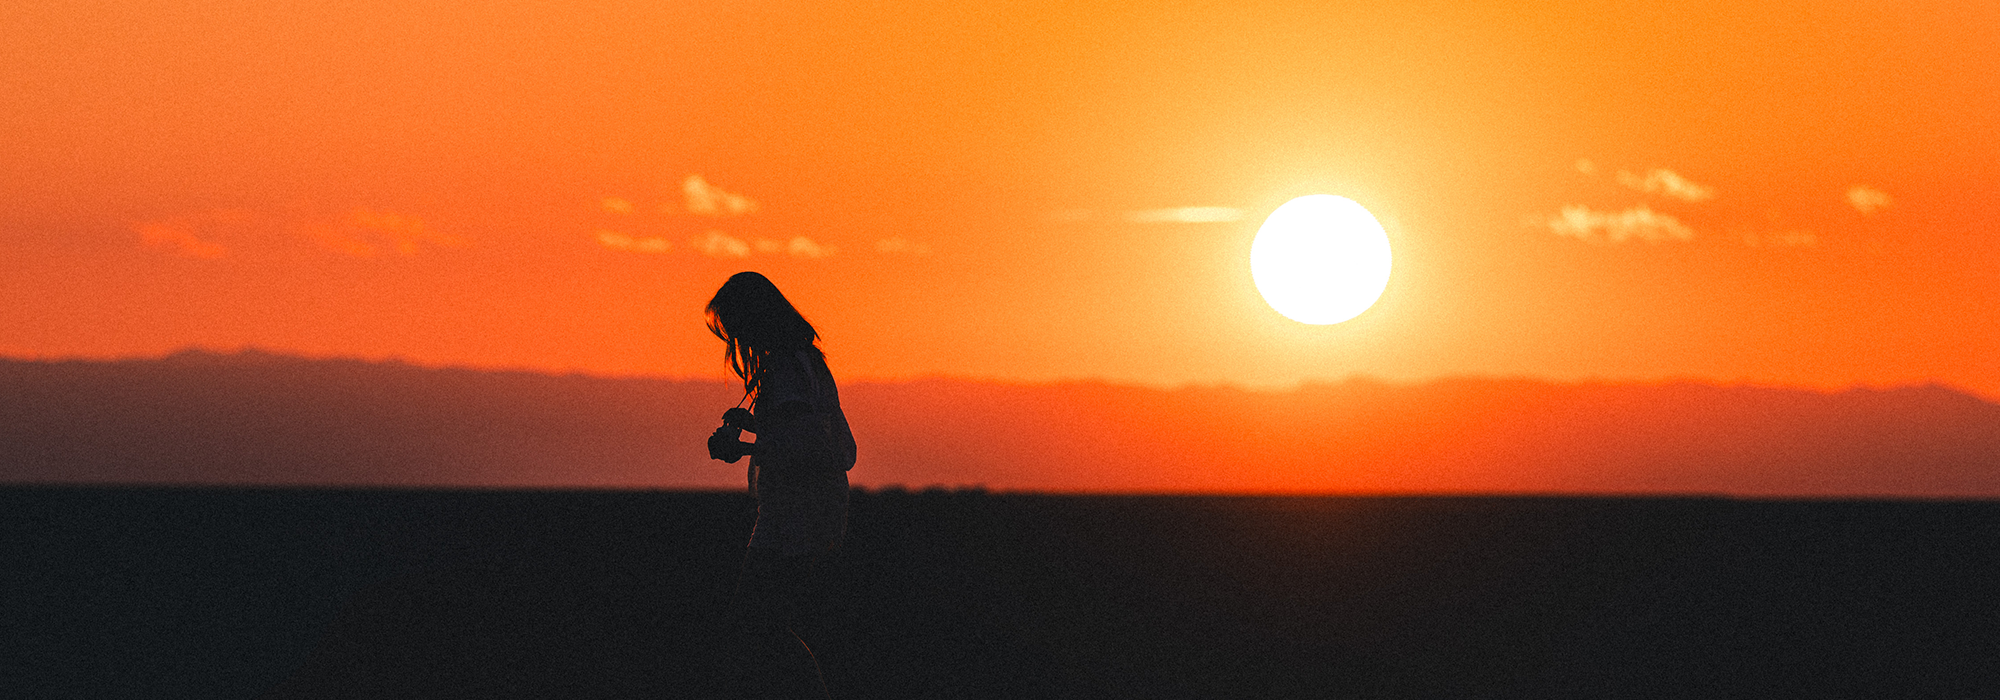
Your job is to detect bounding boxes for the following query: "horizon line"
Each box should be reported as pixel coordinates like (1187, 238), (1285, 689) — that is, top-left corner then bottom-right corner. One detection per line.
(2, 345), (1989, 401)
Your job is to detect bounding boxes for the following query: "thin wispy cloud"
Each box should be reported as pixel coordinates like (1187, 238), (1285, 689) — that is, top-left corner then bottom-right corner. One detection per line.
(600, 229), (831, 259)
(750, 236), (834, 258)
(136, 222), (228, 259)
(1847, 185), (1892, 214)
(693, 230), (752, 258)
(875, 237), (932, 255)
(1616, 169), (1716, 202)
(1045, 207), (1246, 223)
(786, 236), (832, 258)
(1547, 205), (1695, 244)
(351, 210), (463, 255)
(683, 175), (758, 217)
(1740, 230), (1818, 248)
(1123, 207), (1245, 223)
(596, 230), (670, 253)
(1575, 159), (1715, 202)
(303, 209), (464, 257)
(593, 184), (832, 259)
(135, 207), (462, 259)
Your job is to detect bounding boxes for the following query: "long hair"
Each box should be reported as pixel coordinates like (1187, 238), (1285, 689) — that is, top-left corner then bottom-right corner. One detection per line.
(705, 271), (821, 404)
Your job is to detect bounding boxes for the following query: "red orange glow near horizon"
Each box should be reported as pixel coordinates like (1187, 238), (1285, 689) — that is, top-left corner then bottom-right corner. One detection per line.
(4, 0), (1998, 403)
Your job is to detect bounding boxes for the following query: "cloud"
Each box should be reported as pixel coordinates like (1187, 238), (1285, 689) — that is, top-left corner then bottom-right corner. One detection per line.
(300, 209), (463, 257)
(1575, 158), (1597, 175)
(1046, 207), (1247, 224)
(683, 175), (758, 217)
(785, 236), (832, 258)
(875, 237), (932, 255)
(351, 210), (464, 254)
(1615, 169), (1715, 202)
(1124, 207), (1245, 223)
(136, 222), (228, 259)
(1847, 185), (1892, 215)
(600, 197), (635, 214)
(134, 207), (463, 260)
(749, 236), (834, 258)
(1547, 205), (1695, 244)
(692, 230), (751, 258)
(596, 230), (670, 253)
(1740, 230), (1818, 248)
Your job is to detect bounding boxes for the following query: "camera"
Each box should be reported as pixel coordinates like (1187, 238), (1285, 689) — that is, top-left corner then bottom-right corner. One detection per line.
(707, 408), (756, 463)
(722, 407), (754, 430)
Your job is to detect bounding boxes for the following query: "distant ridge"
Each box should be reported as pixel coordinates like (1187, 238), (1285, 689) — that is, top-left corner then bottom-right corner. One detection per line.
(4, 350), (1997, 496)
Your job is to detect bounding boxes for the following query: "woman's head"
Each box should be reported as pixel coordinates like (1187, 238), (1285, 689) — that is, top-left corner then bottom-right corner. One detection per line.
(705, 271), (820, 390)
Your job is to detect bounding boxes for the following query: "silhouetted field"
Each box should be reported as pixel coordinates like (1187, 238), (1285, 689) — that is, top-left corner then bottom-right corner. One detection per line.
(6, 487), (1998, 699)
(9, 351), (2000, 495)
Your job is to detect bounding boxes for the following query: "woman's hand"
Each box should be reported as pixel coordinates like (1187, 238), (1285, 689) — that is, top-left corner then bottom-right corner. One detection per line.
(707, 426), (755, 463)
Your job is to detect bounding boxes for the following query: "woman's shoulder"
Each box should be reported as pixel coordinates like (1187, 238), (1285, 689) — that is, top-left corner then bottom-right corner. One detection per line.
(775, 345), (823, 374)
(791, 347), (840, 403)
(761, 344), (831, 391)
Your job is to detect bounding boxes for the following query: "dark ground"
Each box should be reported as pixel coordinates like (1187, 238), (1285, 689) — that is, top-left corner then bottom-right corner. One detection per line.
(5, 487), (1998, 699)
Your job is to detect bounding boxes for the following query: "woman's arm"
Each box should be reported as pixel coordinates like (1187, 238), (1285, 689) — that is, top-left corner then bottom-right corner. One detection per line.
(749, 399), (821, 467)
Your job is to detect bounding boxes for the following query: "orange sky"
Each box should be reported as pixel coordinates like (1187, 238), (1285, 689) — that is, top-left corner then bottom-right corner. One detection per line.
(4, 0), (1996, 397)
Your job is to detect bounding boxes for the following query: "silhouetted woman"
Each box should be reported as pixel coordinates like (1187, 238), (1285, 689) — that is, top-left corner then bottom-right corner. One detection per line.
(705, 271), (857, 700)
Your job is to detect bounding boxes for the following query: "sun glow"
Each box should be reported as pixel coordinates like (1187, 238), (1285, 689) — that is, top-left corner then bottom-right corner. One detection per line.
(1250, 195), (1393, 325)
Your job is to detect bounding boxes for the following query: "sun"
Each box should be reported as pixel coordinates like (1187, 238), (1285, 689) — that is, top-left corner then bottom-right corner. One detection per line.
(1250, 195), (1393, 325)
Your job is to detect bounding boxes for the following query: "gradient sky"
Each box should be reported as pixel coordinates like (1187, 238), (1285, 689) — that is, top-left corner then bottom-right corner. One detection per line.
(5, 0), (1996, 397)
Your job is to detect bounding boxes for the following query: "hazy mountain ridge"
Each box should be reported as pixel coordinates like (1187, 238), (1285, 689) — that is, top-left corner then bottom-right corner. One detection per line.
(4, 350), (1996, 496)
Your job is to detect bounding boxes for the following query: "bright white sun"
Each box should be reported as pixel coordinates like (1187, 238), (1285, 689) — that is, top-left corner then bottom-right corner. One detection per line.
(1250, 194), (1393, 325)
